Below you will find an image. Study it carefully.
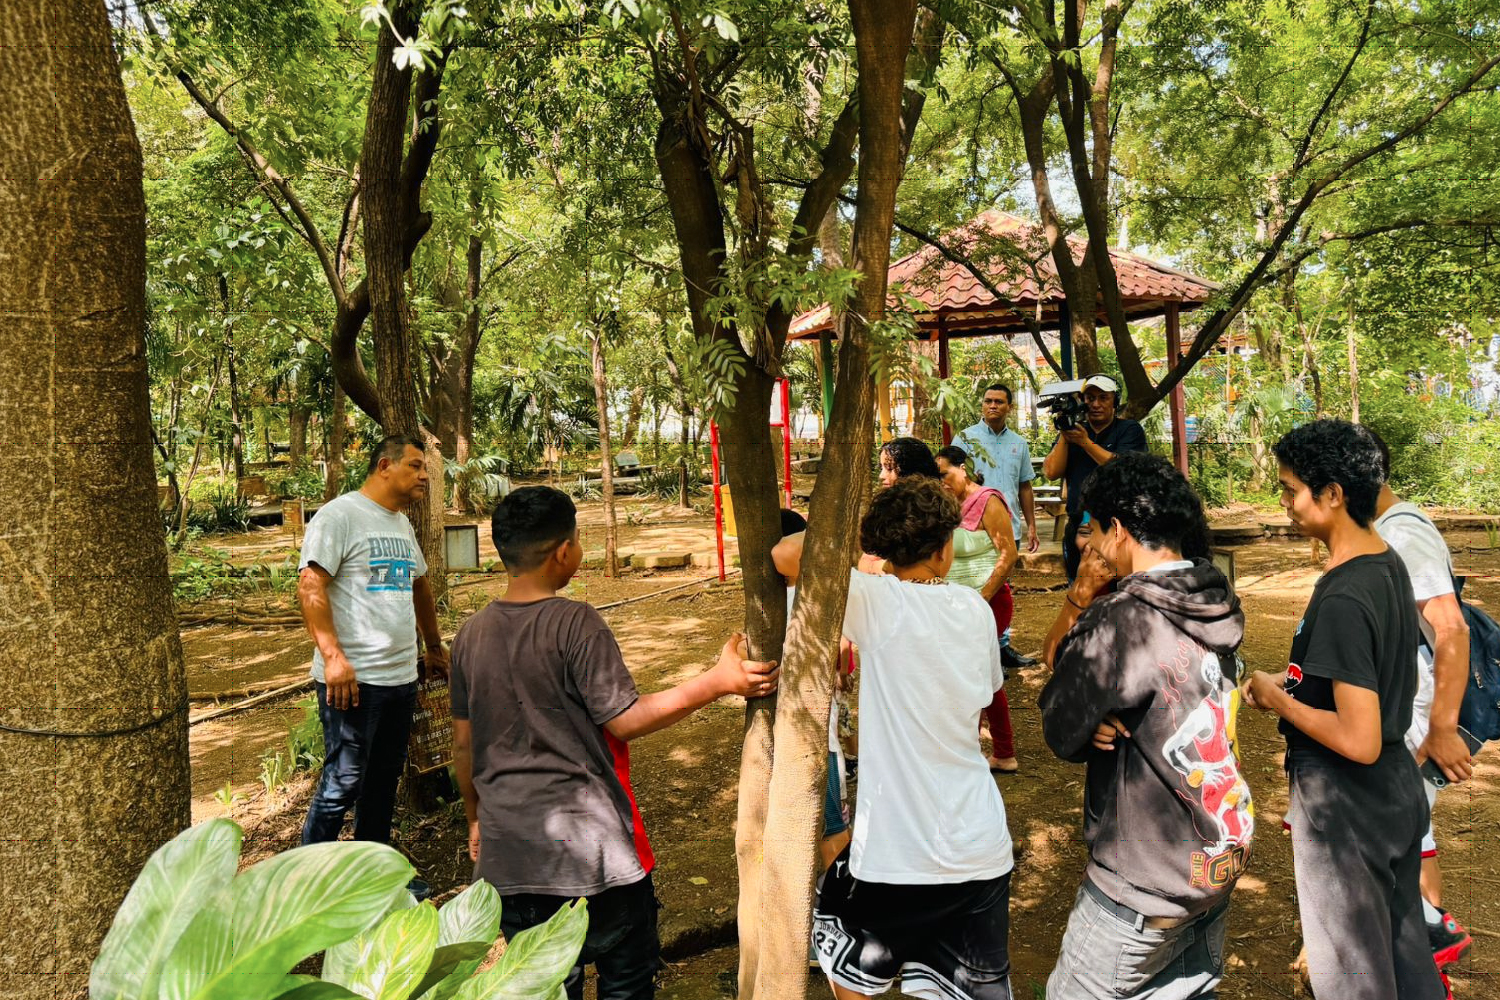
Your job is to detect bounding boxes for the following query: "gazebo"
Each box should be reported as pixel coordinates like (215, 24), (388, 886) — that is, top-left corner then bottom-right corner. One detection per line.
(790, 209), (1219, 472)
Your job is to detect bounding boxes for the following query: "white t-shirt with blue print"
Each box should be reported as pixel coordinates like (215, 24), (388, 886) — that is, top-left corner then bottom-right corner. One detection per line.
(299, 490), (428, 686)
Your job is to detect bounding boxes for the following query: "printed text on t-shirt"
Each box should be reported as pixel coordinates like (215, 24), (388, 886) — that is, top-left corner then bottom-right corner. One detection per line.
(366, 536), (418, 592)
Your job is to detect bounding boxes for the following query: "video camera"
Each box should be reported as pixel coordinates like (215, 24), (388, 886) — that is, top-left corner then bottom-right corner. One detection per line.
(1038, 380), (1089, 431)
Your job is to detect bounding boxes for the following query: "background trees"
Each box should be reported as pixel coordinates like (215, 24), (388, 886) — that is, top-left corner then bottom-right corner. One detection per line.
(25, 0), (1498, 983)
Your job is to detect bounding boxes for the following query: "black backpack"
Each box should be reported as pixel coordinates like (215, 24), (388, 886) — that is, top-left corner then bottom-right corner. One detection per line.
(1385, 510), (1500, 743)
(1456, 577), (1500, 743)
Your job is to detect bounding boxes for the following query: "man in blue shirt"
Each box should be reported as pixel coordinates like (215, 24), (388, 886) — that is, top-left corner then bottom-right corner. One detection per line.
(958, 382), (1040, 668)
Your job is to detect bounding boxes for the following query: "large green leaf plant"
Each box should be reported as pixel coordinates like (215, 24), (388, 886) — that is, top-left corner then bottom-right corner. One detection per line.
(90, 819), (587, 1000)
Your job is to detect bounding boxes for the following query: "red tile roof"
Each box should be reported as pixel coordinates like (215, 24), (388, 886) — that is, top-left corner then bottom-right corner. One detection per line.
(789, 209), (1218, 339)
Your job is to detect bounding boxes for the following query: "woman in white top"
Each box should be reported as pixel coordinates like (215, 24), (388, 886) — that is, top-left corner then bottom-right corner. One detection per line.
(775, 476), (1015, 1000)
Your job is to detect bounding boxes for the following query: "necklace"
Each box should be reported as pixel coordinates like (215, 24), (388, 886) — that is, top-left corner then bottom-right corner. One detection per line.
(900, 574), (947, 585)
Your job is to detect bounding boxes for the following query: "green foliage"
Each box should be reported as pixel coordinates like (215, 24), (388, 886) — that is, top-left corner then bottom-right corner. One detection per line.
(636, 465), (707, 501)
(445, 455), (513, 513)
(184, 486), (253, 535)
(172, 547), (301, 604)
(258, 694), (326, 799)
(172, 549), (237, 603)
(90, 818), (588, 1000)
(268, 463), (329, 501)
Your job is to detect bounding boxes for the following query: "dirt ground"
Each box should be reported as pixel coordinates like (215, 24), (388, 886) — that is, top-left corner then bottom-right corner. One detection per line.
(185, 498), (1500, 999)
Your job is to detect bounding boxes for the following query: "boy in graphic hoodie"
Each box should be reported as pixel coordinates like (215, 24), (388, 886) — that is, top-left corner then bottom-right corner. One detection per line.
(1039, 453), (1253, 1000)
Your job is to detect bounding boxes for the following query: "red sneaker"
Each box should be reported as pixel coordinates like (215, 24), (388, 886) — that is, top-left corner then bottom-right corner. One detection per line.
(1430, 908), (1473, 969)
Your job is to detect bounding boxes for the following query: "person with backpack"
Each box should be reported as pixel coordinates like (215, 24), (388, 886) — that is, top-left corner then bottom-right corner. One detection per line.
(1367, 430), (1475, 969)
(1242, 420), (1445, 1000)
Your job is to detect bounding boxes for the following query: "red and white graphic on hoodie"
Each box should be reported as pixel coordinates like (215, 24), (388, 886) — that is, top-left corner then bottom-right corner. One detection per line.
(1160, 644), (1254, 889)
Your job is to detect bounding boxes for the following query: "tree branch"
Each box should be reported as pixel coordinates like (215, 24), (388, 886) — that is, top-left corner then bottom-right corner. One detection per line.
(1292, 0), (1375, 171)
(157, 46), (347, 305)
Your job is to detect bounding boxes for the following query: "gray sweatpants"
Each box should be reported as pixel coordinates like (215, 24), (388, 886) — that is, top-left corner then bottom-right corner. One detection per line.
(1288, 757), (1445, 1000)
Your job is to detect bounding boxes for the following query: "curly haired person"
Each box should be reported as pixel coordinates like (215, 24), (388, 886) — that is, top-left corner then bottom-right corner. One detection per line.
(776, 476), (1016, 1000)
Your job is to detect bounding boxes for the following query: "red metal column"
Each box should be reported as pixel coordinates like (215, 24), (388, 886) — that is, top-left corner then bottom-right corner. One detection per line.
(709, 420), (726, 582)
(1166, 303), (1189, 476)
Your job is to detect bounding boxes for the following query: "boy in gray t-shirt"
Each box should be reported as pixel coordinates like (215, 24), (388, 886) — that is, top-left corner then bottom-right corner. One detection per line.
(451, 486), (777, 1000)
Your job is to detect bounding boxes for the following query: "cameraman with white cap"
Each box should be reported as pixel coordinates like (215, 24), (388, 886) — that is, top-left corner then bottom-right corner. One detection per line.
(1041, 374), (1147, 581)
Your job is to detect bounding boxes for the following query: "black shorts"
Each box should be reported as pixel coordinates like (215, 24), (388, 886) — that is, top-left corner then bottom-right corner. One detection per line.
(812, 848), (1012, 1000)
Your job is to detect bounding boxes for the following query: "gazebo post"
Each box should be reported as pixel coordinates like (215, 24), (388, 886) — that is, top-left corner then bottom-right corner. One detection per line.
(819, 331), (835, 428)
(1165, 302), (1189, 476)
(938, 313), (952, 445)
(1058, 300), (1074, 379)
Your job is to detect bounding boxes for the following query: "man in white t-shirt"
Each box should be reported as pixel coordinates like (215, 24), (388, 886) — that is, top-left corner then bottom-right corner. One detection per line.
(1369, 431), (1474, 969)
(297, 434), (448, 891)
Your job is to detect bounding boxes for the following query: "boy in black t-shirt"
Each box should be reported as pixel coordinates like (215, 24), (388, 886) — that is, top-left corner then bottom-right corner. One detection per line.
(1242, 420), (1444, 1000)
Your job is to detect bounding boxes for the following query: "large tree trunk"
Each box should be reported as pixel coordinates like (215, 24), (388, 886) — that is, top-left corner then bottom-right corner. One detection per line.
(0, 4), (191, 994)
(361, 7), (445, 600)
(174, 353), (225, 548)
(591, 331), (621, 577)
(454, 181), (483, 513)
(619, 385), (646, 451)
(660, 329), (694, 511)
(325, 378), (347, 501)
(754, 4), (919, 996)
(219, 275), (246, 482)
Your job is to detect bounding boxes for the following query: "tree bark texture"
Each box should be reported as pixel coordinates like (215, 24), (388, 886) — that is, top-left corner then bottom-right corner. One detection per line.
(753, 3), (917, 996)
(361, 8), (445, 600)
(591, 332), (621, 578)
(453, 182), (483, 512)
(219, 275), (246, 482)
(653, 90), (785, 995)
(325, 378), (348, 501)
(0, 3), (191, 994)
(619, 385), (646, 451)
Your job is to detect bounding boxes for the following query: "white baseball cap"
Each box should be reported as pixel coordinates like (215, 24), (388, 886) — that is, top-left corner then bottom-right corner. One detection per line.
(1082, 374), (1120, 394)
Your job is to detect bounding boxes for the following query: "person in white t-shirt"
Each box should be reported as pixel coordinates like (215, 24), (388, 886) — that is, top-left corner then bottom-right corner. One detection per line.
(775, 476), (1015, 1000)
(1368, 430), (1474, 969)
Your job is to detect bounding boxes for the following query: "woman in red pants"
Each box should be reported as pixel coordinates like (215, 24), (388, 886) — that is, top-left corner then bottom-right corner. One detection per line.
(936, 446), (1021, 772)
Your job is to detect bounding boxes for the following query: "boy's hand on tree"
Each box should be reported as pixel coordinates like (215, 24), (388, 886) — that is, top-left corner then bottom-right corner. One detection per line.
(714, 631), (780, 698)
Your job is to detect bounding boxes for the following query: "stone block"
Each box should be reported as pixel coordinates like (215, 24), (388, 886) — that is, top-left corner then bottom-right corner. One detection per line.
(634, 551), (690, 569)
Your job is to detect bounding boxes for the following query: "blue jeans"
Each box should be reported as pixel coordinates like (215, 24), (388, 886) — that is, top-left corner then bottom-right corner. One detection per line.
(1048, 881), (1228, 999)
(500, 874), (660, 1000)
(301, 680), (418, 845)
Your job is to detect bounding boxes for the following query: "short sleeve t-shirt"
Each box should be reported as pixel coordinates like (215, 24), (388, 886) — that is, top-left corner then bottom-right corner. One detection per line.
(831, 570), (1012, 884)
(449, 597), (652, 896)
(1280, 549), (1419, 764)
(1373, 503), (1455, 751)
(298, 490), (428, 685)
(956, 422), (1034, 540)
(1059, 418), (1148, 515)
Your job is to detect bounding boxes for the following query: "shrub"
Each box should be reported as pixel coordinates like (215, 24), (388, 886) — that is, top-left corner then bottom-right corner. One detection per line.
(89, 818), (587, 1000)
(184, 486), (253, 535)
(267, 463), (327, 501)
